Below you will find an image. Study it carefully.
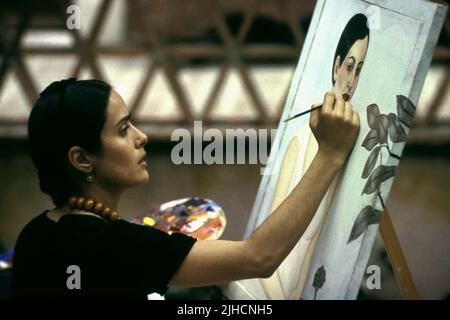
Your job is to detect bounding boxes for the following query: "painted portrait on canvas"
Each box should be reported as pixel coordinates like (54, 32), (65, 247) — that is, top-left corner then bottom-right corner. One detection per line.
(258, 13), (370, 300)
(225, 0), (446, 300)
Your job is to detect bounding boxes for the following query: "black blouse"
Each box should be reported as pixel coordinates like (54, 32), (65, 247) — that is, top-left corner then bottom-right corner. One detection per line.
(11, 210), (196, 299)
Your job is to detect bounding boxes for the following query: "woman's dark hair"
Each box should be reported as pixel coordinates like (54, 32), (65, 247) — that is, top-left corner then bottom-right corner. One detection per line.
(28, 78), (112, 207)
(332, 13), (370, 85)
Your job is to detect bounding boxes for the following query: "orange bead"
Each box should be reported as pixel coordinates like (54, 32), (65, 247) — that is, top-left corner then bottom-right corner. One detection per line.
(84, 198), (95, 211)
(76, 197), (85, 209)
(93, 202), (104, 214)
(110, 211), (119, 220)
(69, 196), (77, 209)
(103, 207), (112, 216)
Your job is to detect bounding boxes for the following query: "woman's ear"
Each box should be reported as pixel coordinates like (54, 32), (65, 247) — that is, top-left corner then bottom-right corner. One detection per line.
(67, 146), (94, 173)
(333, 55), (341, 83)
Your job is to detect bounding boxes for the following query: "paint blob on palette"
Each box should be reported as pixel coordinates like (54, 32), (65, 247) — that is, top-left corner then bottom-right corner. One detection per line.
(133, 197), (227, 240)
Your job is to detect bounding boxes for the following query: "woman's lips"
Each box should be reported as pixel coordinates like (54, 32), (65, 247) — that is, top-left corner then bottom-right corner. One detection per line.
(138, 153), (147, 164)
(138, 157), (147, 167)
(139, 160), (147, 167)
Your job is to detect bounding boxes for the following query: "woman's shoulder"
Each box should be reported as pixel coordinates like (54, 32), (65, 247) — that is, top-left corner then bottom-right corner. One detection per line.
(16, 209), (103, 241)
(14, 210), (52, 248)
(20, 210), (51, 231)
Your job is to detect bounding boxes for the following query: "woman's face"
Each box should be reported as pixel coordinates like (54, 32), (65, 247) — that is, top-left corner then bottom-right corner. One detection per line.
(92, 90), (149, 191)
(333, 35), (369, 100)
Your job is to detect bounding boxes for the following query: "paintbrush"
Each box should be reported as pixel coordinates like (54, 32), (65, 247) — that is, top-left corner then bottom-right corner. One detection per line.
(283, 93), (350, 122)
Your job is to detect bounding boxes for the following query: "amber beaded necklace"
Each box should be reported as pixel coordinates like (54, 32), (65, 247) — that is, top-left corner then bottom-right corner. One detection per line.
(68, 196), (120, 221)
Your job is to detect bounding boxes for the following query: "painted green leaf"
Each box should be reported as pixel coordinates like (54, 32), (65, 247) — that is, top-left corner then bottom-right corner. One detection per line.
(361, 129), (378, 151)
(396, 95), (415, 127)
(348, 206), (383, 243)
(387, 113), (406, 143)
(362, 146), (381, 178)
(362, 165), (396, 195)
(367, 104), (380, 129)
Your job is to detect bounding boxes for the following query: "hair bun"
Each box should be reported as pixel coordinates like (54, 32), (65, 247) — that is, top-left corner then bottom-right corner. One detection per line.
(40, 77), (77, 97)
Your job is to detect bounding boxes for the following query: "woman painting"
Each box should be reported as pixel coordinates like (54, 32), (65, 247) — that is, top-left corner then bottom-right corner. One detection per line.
(11, 75), (360, 299)
(259, 13), (370, 299)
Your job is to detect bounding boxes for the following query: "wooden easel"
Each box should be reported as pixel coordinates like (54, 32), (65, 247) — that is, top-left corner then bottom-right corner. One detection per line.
(379, 208), (420, 299)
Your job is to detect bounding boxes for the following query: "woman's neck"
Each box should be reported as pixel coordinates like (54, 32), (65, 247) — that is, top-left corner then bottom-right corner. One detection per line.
(47, 206), (106, 223)
(83, 185), (122, 212)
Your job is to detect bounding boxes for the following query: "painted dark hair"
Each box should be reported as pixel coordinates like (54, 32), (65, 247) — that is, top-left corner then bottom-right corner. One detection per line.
(332, 13), (370, 85)
(27, 78), (112, 207)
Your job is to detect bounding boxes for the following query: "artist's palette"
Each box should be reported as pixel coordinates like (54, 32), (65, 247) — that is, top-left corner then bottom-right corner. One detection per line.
(133, 197), (226, 240)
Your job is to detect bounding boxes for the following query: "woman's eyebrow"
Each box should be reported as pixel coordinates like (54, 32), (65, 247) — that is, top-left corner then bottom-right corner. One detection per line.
(347, 56), (356, 63)
(115, 113), (132, 128)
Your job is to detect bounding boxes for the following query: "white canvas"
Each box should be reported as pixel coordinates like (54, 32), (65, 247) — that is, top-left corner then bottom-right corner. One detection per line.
(225, 0), (447, 300)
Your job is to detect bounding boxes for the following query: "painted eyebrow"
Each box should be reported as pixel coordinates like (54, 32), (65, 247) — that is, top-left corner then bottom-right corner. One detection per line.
(115, 113), (132, 128)
(347, 56), (356, 63)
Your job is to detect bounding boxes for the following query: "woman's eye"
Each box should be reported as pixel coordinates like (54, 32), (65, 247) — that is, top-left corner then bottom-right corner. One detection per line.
(356, 68), (362, 76)
(347, 64), (353, 72)
(120, 124), (131, 135)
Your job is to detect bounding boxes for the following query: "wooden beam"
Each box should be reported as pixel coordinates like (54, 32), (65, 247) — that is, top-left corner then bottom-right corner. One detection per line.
(204, 0), (234, 46)
(238, 62), (269, 123)
(203, 63), (229, 122)
(236, 0), (256, 44)
(379, 209), (420, 300)
(161, 55), (193, 123)
(129, 60), (157, 115)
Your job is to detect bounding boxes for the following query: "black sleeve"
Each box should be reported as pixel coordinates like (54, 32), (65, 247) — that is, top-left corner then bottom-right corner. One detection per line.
(105, 220), (197, 296)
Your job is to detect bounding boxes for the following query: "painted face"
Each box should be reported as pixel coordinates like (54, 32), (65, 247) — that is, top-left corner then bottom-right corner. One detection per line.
(92, 90), (149, 191)
(333, 35), (369, 100)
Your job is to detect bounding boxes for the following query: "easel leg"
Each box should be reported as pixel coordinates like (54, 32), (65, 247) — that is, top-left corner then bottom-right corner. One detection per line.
(379, 208), (420, 299)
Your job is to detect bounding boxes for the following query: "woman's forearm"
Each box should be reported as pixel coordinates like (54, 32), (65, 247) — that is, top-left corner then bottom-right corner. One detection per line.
(246, 150), (344, 276)
(169, 93), (359, 286)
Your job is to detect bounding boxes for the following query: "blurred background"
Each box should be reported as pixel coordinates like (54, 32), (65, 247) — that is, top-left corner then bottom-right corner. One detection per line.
(0, 0), (448, 299)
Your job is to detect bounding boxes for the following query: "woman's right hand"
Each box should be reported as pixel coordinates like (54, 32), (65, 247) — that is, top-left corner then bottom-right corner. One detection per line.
(309, 91), (360, 166)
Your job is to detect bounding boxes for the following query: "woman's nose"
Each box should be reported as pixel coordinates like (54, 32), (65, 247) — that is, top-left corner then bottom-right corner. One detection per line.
(140, 133), (148, 148)
(136, 129), (148, 148)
